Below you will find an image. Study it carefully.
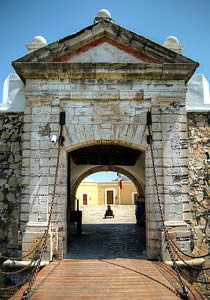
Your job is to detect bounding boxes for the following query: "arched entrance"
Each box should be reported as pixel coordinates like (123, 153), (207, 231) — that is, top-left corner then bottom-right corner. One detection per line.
(66, 143), (146, 258)
(72, 165), (144, 200)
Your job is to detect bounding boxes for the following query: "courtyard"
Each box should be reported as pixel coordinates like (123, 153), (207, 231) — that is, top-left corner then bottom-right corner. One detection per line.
(67, 205), (146, 259)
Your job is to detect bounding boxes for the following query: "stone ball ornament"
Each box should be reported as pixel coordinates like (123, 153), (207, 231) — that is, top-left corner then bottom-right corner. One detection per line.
(94, 9), (114, 23)
(26, 35), (48, 52)
(31, 35), (48, 45)
(164, 36), (180, 46)
(163, 35), (184, 54)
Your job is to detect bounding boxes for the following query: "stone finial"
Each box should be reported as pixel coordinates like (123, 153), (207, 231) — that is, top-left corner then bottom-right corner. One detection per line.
(94, 9), (114, 23)
(26, 35), (48, 52)
(163, 36), (184, 54)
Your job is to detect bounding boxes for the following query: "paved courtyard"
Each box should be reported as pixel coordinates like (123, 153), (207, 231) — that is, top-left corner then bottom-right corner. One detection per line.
(80, 204), (137, 224)
(66, 205), (146, 259)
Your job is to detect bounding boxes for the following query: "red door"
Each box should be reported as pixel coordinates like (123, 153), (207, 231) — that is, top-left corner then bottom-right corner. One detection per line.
(107, 191), (114, 204)
(83, 194), (88, 205)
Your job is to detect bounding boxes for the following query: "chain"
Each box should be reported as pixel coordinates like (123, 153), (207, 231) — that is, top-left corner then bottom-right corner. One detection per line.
(0, 273), (32, 291)
(0, 259), (38, 275)
(152, 261), (186, 299)
(100, 259), (179, 298)
(169, 240), (210, 271)
(147, 112), (190, 300)
(154, 262), (207, 300)
(0, 112), (64, 296)
(179, 268), (210, 285)
(0, 239), (44, 262)
(191, 198), (208, 210)
(20, 142), (62, 300)
(168, 238), (209, 259)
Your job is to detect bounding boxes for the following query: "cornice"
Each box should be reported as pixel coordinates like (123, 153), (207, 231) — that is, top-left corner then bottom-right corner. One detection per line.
(12, 62), (197, 83)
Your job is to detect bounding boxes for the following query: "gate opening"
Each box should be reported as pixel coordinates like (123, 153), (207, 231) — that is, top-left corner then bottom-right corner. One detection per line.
(66, 168), (146, 259)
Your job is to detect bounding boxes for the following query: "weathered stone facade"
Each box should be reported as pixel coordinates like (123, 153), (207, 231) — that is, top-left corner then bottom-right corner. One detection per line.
(0, 113), (23, 257)
(18, 70), (192, 260)
(188, 112), (209, 255)
(0, 112), (208, 260)
(1, 19), (198, 261)
(187, 112), (209, 295)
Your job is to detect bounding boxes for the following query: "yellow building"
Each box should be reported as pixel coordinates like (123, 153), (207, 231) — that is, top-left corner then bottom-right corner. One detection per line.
(76, 180), (138, 206)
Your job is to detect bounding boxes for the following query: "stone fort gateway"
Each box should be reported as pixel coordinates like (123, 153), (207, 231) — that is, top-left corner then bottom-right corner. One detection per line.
(0, 9), (209, 293)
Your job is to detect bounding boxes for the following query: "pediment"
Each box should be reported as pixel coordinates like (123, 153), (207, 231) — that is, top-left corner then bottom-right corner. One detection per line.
(13, 21), (199, 66)
(54, 38), (157, 64)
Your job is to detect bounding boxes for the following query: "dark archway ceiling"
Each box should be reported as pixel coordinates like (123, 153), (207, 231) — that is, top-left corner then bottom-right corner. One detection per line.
(71, 145), (141, 166)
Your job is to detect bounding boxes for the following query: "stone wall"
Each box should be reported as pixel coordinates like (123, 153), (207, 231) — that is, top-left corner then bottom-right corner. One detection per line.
(0, 113), (23, 257)
(19, 72), (191, 260)
(0, 109), (208, 262)
(187, 112), (209, 295)
(188, 112), (209, 253)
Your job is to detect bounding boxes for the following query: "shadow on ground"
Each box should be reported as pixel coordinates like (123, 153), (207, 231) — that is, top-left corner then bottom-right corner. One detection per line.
(66, 224), (146, 259)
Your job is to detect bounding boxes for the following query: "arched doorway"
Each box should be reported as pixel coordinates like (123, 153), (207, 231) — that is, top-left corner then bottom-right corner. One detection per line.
(66, 144), (146, 259)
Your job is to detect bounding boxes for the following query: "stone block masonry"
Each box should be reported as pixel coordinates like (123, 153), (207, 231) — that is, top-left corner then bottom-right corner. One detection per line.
(19, 69), (191, 260)
(0, 91), (208, 268)
(0, 113), (23, 257)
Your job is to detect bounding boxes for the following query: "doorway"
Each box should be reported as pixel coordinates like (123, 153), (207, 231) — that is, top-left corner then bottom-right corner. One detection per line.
(66, 144), (147, 258)
(106, 190), (114, 205)
(82, 193), (88, 205)
(67, 167), (146, 259)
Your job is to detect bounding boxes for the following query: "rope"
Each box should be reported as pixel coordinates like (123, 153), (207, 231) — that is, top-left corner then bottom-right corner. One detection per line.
(152, 261), (186, 298)
(0, 189), (79, 263)
(147, 111), (190, 300)
(169, 240), (210, 271)
(190, 198), (208, 210)
(154, 262), (207, 300)
(179, 268), (210, 285)
(0, 273), (33, 291)
(0, 238), (44, 261)
(20, 134), (62, 299)
(99, 259), (181, 298)
(0, 259), (38, 275)
(168, 238), (209, 259)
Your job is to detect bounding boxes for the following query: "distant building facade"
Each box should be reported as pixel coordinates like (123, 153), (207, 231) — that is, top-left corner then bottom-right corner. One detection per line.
(76, 181), (138, 206)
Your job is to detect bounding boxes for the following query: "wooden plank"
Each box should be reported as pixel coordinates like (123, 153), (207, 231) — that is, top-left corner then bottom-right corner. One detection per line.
(10, 259), (205, 300)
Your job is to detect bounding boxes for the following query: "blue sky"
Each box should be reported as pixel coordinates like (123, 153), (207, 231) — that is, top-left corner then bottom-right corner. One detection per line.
(87, 171), (117, 181)
(0, 0), (210, 102)
(0, 1), (209, 181)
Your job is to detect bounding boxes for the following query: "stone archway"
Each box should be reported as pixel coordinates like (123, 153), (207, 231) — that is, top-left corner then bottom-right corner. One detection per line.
(67, 143), (145, 206)
(66, 146), (147, 259)
(72, 165), (144, 198)
(65, 142), (147, 257)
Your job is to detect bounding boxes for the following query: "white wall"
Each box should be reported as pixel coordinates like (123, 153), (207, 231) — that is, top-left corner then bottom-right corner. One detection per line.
(0, 74), (25, 112)
(186, 74), (210, 112)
